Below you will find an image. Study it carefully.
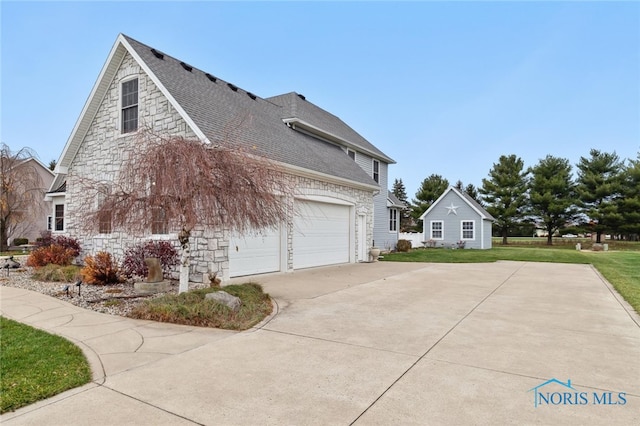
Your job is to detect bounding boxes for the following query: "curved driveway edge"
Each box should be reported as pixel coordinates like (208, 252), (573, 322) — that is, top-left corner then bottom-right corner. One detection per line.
(2, 261), (639, 425)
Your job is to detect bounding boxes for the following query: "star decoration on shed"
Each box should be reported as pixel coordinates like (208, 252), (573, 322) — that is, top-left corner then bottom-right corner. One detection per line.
(446, 202), (459, 215)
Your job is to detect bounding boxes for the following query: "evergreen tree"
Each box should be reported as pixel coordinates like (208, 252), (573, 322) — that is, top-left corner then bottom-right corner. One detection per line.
(455, 181), (483, 206)
(618, 153), (640, 240)
(528, 155), (579, 245)
(479, 155), (528, 244)
(575, 149), (624, 243)
(48, 159), (57, 171)
(411, 174), (449, 229)
(392, 178), (411, 231)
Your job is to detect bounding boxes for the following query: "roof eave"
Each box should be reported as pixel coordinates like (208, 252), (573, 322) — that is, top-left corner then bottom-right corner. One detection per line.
(283, 118), (395, 164)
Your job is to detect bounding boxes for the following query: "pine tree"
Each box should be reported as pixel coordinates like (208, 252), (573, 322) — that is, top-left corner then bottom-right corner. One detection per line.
(411, 174), (449, 229)
(575, 149), (624, 243)
(479, 155), (528, 244)
(528, 155), (578, 245)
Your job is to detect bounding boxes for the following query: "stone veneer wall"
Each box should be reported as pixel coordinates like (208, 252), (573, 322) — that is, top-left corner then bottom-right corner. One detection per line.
(64, 52), (374, 283)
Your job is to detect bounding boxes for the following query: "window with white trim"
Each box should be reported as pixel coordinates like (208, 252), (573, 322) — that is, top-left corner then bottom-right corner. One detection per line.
(461, 220), (475, 240)
(430, 220), (443, 239)
(47, 216), (52, 231)
(121, 78), (138, 133)
(54, 204), (64, 231)
(373, 159), (379, 183)
(347, 149), (355, 160)
(97, 186), (112, 234)
(389, 209), (397, 232)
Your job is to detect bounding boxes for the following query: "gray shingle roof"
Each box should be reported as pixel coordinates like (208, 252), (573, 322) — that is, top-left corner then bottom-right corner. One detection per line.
(124, 35), (382, 188)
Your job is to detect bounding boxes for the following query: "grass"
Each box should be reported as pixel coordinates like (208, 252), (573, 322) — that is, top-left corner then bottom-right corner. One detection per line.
(128, 283), (273, 330)
(30, 264), (82, 282)
(0, 316), (92, 413)
(384, 244), (640, 314)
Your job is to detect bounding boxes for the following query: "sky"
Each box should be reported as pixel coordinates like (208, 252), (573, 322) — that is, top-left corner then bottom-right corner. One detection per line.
(2, 1), (639, 199)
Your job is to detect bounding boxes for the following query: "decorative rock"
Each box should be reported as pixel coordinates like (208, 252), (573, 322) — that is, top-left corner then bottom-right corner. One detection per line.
(145, 257), (163, 283)
(134, 281), (171, 295)
(205, 291), (241, 312)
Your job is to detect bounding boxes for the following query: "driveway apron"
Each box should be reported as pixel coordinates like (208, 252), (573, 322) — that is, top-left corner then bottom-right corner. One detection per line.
(1, 261), (638, 425)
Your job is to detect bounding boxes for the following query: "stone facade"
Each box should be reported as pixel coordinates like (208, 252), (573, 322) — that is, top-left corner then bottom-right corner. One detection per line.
(61, 52), (374, 283)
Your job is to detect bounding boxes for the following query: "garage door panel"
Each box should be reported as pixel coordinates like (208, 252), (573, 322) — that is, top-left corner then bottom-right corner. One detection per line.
(229, 228), (280, 277)
(294, 201), (350, 269)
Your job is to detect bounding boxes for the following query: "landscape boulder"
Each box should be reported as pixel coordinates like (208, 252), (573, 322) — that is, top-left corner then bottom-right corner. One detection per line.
(205, 291), (242, 312)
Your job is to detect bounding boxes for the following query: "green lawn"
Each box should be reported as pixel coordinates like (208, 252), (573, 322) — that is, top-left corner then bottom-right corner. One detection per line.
(384, 246), (640, 314)
(0, 317), (92, 413)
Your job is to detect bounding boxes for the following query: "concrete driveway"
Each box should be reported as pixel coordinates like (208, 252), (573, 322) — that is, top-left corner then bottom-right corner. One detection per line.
(1, 261), (639, 425)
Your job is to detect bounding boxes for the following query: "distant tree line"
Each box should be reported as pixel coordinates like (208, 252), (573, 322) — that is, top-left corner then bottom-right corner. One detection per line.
(392, 149), (640, 244)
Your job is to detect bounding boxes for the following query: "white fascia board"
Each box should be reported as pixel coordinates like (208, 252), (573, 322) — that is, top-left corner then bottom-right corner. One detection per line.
(120, 37), (209, 143)
(419, 187), (454, 220)
(58, 36), (126, 171)
(283, 118), (395, 164)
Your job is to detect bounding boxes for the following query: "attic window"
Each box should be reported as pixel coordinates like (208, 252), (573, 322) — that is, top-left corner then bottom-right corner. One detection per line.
(205, 73), (217, 83)
(227, 83), (238, 92)
(297, 94), (306, 100)
(180, 62), (193, 72)
(150, 49), (164, 60)
(247, 92), (257, 100)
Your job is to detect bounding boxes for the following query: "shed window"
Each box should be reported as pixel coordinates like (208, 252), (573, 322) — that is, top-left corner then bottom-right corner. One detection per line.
(121, 78), (138, 133)
(462, 220), (475, 240)
(430, 221), (443, 240)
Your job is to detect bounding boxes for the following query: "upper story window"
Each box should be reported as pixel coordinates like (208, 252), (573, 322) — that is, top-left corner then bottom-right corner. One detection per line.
(54, 204), (64, 231)
(389, 209), (397, 232)
(121, 78), (138, 133)
(431, 220), (443, 240)
(461, 220), (475, 240)
(347, 149), (356, 160)
(373, 159), (379, 183)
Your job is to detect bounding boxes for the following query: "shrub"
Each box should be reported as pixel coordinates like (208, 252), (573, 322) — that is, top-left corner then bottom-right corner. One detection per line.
(35, 232), (81, 257)
(26, 245), (76, 267)
(12, 238), (28, 246)
(121, 240), (178, 279)
(396, 239), (412, 252)
(81, 252), (122, 285)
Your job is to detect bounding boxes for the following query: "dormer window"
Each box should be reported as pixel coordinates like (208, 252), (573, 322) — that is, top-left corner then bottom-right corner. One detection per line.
(121, 78), (138, 133)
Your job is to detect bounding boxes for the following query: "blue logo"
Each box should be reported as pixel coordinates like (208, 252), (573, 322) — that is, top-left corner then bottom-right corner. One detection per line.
(528, 378), (627, 408)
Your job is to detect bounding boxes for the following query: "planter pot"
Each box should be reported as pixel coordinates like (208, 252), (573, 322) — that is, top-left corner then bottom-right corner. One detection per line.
(369, 247), (381, 262)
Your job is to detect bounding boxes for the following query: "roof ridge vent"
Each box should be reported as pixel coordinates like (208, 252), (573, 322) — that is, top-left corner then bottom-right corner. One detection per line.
(297, 94), (306, 100)
(246, 92), (257, 100)
(150, 49), (164, 60)
(180, 62), (193, 72)
(205, 73), (217, 83)
(227, 83), (238, 92)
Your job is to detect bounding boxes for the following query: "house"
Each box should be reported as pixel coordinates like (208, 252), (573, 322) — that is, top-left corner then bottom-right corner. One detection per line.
(383, 191), (404, 250)
(47, 34), (396, 281)
(5, 157), (54, 245)
(419, 187), (494, 249)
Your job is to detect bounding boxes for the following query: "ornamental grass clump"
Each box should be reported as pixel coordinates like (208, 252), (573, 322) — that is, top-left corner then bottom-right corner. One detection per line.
(128, 283), (272, 330)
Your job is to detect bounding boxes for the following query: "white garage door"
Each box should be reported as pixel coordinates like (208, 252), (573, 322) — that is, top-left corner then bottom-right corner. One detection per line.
(229, 227), (280, 277)
(293, 200), (350, 269)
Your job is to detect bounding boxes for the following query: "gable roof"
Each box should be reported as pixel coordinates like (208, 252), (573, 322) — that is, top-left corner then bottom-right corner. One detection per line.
(387, 191), (405, 208)
(419, 186), (495, 221)
(50, 34), (386, 193)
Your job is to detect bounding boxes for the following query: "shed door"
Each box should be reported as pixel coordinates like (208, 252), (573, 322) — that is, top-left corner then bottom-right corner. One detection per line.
(293, 200), (350, 269)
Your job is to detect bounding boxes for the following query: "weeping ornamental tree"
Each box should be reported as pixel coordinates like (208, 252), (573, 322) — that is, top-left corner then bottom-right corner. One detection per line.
(0, 144), (44, 252)
(81, 132), (293, 293)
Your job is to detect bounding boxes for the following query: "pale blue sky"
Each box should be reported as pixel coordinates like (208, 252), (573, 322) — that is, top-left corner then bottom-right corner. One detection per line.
(2, 1), (639, 198)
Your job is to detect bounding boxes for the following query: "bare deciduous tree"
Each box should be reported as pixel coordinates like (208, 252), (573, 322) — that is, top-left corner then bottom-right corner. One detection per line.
(0, 143), (44, 251)
(78, 130), (294, 292)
